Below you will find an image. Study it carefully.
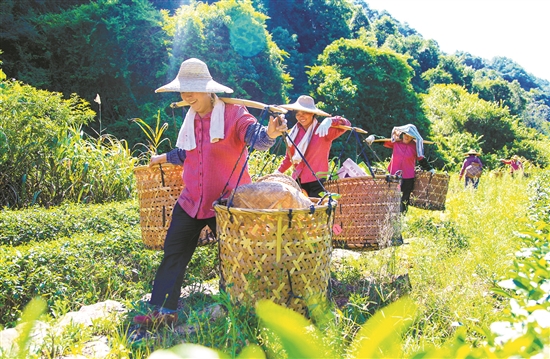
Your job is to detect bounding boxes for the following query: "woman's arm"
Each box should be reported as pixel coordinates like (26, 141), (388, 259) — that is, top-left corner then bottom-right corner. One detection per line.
(325, 116), (352, 140)
(244, 123), (276, 151)
(418, 157), (433, 172)
(244, 114), (287, 151)
(150, 148), (186, 166)
(277, 152), (292, 174)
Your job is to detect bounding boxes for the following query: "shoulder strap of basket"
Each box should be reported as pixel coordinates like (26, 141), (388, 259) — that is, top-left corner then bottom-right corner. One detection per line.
(221, 109), (269, 207)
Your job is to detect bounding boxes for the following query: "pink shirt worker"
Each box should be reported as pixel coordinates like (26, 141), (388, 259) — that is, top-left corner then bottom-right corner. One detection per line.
(276, 95), (350, 197)
(383, 124), (433, 212)
(133, 58), (287, 327)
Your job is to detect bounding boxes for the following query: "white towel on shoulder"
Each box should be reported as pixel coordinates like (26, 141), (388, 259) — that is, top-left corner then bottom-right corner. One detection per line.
(176, 94), (225, 151)
(391, 124), (424, 158)
(286, 119), (318, 164)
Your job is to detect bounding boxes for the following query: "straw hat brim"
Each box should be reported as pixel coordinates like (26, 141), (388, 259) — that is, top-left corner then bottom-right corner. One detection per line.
(155, 79), (233, 93)
(464, 150), (480, 156)
(280, 103), (331, 117)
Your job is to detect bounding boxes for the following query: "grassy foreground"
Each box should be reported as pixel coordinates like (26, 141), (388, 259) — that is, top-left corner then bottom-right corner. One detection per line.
(373, 172), (533, 355)
(1, 169), (548, 358)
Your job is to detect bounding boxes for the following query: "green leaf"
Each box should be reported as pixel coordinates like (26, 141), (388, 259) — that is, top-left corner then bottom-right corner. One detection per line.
(151, 343), (230, 359)
(348, 297), (417, 359)
(491, 287), (513, 298)
(255, 299), (335, 359)
(17, 297), (47, 359)
(513, 276), (532, 291)
(236, 344), (266, 359)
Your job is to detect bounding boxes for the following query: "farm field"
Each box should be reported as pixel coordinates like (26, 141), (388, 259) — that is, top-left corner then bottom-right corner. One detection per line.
(1, 168), (548, 358)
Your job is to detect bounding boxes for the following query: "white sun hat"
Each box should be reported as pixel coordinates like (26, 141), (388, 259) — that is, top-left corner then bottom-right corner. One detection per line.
(155, 58), (234, 93)
(280, 95), (331, 117)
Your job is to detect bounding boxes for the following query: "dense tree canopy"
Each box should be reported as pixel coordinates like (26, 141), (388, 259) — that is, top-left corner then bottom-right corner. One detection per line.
(1, 0), (169, 141)
(162, 0), (287, 105)
(310, 39), (429, 136)
(255, 0), (356, 97)
(0, 0), (548, 169)
(308, 38), (432, 161)
(422, 84), (549, 169)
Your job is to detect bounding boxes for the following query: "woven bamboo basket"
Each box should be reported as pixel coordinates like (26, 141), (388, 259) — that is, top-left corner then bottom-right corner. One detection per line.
(214, 199), (335, 316)
(134, 164), (215, 250)
(325, 175), (401, 251)
(410, 171), (450, 211)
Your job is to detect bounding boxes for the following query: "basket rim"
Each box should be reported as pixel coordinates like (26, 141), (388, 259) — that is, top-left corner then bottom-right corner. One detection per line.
(415, 170), (450, 178)
(133, 163), (183, 173)
(214, 201), (335, 214)
(326, 174), (398, 184)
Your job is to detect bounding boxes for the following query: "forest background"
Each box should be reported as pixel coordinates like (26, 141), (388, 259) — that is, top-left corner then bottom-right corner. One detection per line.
(1, 0), (550, 208)
(1, 1), (549, 357)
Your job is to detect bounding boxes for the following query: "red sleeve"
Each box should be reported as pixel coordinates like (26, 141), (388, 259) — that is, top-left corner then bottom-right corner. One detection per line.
(323, 116), (351, 141)
(384, 141), (395, 149)
(278, 151), (293, 173)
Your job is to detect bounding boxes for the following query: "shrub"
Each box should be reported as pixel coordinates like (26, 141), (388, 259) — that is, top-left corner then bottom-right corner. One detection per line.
(0, 75), (137, 208)
(0, 200), (139, 246)
(0, 200), (218, 327)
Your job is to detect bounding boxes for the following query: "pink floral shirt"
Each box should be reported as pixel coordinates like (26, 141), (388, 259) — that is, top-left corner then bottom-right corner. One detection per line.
(277, 116), (350, 183)
(178, 104), (256, 219)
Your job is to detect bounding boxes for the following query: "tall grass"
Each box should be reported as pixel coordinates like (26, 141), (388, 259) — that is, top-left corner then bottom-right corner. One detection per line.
(355, 171), (533, 355)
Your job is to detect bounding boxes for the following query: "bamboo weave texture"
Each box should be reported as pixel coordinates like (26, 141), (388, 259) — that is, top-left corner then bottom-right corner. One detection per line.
(215, 202), (334, 315)
(325, 175), (401, 251)
(134, 164), (215, 250)
(410, 171), (450, 211)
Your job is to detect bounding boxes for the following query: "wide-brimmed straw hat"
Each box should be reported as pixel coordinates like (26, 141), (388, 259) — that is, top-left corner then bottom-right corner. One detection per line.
(280, 95), (331, 117)
(155, 58), (233, 93)
(464, 149), (481, 156)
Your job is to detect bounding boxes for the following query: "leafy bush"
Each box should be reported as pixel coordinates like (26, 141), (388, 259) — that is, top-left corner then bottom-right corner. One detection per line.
(0, 200), (139, 246)
(0, 74), (137, 208)
(0, 226), (153, 327)
(407, 217), (469, 253)
(0, 200), (218, 328)
(422, 84), (550, 171)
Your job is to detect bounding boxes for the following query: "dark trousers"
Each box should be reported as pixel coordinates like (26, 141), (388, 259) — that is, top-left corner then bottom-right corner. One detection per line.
(465, 176), (480, 189)
(149, 202), (217, 310)
(299, 179), (326, 198)
(400, 178), (415, 213)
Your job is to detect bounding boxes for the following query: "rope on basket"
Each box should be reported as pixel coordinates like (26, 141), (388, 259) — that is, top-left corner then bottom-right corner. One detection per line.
(330, 129), (376, 179)
(217, 105), (336, 212)
(425, 174), (433, 198)
(218, 106), (274, 210)
(285, 269), (303, 306)
(283, 133), (328, 197)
